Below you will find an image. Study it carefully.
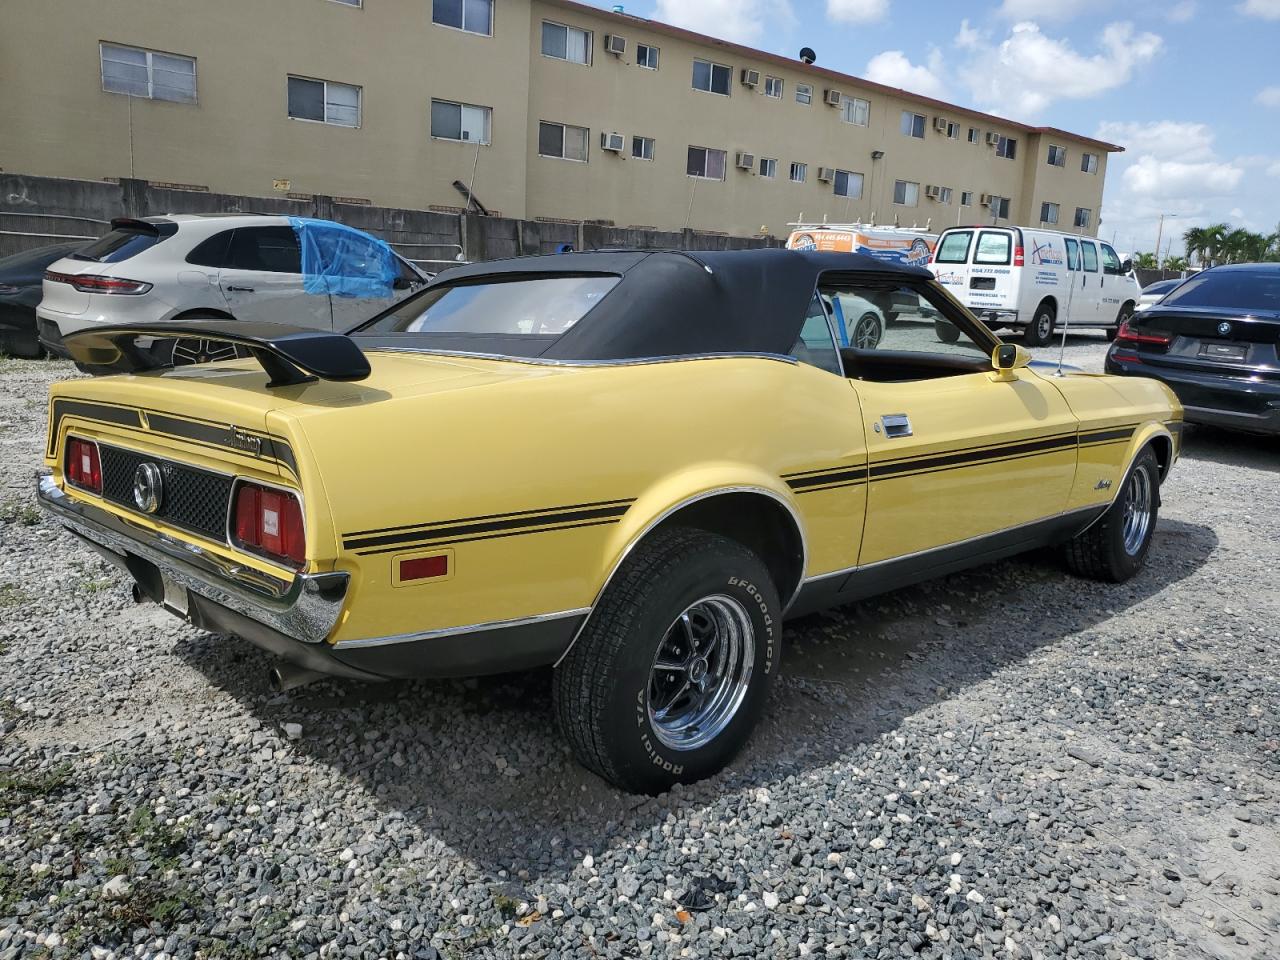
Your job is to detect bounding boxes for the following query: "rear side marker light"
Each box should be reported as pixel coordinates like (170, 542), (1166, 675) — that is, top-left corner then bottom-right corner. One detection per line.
(65, 437), (102, 494)
(400, 554), (449, 582)
(1115, 319), (1171, 347)
(232, 481), (305, 567)
(1013, 245), (1025, 267)
(44, 270), (152, 295)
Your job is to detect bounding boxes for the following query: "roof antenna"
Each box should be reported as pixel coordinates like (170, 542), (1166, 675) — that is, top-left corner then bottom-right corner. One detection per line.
(1055, 231), (1085, 377)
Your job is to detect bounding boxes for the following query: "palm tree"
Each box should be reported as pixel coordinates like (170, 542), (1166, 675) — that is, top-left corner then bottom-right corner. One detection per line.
(1134, 252), (1158, 269)
(1183, 226), (1210, 267)
(1162, 255), (1189, 272)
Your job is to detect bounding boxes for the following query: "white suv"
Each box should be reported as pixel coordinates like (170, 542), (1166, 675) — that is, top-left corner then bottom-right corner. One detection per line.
(38, 214), (425, 363)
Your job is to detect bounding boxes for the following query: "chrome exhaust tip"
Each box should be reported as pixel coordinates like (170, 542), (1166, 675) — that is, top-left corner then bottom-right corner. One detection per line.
(269, 664), (327, 693)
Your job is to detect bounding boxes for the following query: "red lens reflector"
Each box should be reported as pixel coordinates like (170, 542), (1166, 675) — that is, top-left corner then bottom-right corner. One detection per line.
(65, 437), (102, 493)
(1115, 319), (1171, 346)
(1013, 246), (1025, 267)
(232, 482), (305, 566)
(400, 555), (449, 582)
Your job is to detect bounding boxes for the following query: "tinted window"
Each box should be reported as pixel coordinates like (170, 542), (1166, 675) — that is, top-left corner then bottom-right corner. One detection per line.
(789, 294), (842, 375)
(973, 232), (1011, 265)
(226, 227), (301, 273)
(185, 230), (234, 268)
(71, 228), (164, 264)
(1064, 237), (1080, 271)
(1081, 242), (1099, 273)
(362, 276), (618, 336)
(1100, 243), (1122, 275)
(1160, 270), (1280, 313)
(935, 231), (973, 264)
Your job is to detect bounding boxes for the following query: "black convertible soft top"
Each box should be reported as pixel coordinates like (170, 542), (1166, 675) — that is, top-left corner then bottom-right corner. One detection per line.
(353, 247), (931, 362)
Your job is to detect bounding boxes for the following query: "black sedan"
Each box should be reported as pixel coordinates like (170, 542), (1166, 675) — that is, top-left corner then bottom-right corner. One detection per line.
(0, 242), (85, 357)
(1105, 263), (1280, 434)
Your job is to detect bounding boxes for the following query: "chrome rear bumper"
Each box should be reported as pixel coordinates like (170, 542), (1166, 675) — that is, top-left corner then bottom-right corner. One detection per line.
(36, 473), (348, 645)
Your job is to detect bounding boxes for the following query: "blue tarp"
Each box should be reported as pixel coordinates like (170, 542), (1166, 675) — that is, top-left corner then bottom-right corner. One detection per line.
(289, 217), (400, 299)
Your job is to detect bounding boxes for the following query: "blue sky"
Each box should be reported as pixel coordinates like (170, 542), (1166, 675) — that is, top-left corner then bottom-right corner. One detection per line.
(582, 0), (1280, 256)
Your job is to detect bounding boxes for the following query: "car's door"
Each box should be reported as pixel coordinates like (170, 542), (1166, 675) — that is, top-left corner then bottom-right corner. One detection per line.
(1062, 237), (1099, 327)
(327, 253), (424, 332)
(1076, 239), (1105, 326)
(1098, 242), (1129, 327)
(217, 226), (333, 330)
(828, 280), (1079, 566)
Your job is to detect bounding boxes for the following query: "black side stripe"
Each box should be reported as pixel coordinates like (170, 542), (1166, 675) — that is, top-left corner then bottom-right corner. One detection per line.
(47, 400), (141, 456)
(869, 433), (1079, 479)
(786, 468), (869, 491)
(344, 498), (636, 539)
(343, 502), (634, 551)
(353, 518), (622, 557)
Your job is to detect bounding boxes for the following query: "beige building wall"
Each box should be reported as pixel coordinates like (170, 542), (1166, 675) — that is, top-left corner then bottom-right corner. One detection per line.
(0, 0), (1116, 238)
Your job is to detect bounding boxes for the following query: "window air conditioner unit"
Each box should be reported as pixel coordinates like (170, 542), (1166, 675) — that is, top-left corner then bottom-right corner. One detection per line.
(980, 193), (994, 205)
(736, 151), (755, 170)
(933, 117), (948, 132)
(985, 131), (1000, 146)
(601, 131), (626, 152)
(605, 34), (626, 55)
(824, 89), (842, 107)
(925, 184), (941, 199)
(817, 167), (835, 182)
(741, 68), (761, 87)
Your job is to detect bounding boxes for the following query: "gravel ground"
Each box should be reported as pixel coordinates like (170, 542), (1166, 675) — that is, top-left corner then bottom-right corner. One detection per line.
(1, 337), (1278, 960)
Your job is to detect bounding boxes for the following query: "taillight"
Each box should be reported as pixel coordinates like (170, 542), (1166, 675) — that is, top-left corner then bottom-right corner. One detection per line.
(44, 270), (152, 295)
(1013, 246), (1025, 267)
(1115, 319), (1171, 347)
(232, 481), (305, 567)
(65, 437), (102, 494)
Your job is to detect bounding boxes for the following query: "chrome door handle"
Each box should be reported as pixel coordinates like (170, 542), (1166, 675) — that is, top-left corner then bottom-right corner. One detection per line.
(226, 285), (255, 292)
(880, 413), (913, 438)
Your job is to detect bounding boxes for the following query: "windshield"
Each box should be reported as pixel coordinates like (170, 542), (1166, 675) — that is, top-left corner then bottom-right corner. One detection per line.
(1160, 270), (1280, 313)
(358, 275), (619, 336)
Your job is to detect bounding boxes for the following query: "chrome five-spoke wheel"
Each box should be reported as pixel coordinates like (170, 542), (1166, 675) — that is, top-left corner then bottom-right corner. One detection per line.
(1121, 462), (1153, 556)
(647, 594), (755, 752)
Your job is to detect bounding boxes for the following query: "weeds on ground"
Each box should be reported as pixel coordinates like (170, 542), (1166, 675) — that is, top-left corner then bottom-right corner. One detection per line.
(0, 763), (72, 816)
(0, 583), (26, 608)
(0, 498), (41, 526)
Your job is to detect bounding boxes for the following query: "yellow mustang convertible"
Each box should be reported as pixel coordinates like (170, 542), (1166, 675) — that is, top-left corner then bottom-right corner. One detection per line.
(39, 249), (1181, 793)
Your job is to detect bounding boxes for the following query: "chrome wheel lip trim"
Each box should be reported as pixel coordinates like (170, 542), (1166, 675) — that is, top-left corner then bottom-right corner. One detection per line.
(1121, 464), (1153, 556)
(647, 594), (755, 752)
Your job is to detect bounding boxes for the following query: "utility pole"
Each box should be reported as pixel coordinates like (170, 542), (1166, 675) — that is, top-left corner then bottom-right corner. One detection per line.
(1154, 213), (1176, 270)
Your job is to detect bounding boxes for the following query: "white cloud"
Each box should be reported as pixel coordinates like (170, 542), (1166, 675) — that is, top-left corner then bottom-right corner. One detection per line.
(1238, 0), (1280, 18)
(1123, 156), (1245, 198)
(1268, 161), (1280, 179)
(1257, 86), (1280, 107)
(1168, 1), (1196, 21)
(996, 0), (1105, 21)
(959, 21), (1162, 118)
(954, 18), (982, 49)
(1095, 120), (1216, 161)
(653, 0), (780, 44)
(827, 0), (889, 23)
(864, 50), (945, 98)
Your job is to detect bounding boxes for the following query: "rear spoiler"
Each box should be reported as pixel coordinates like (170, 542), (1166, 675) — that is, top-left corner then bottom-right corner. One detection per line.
(63, 321), (371, 387)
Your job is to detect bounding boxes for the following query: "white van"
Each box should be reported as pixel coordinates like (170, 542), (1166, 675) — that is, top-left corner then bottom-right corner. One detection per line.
(928, 226), (1140, 346)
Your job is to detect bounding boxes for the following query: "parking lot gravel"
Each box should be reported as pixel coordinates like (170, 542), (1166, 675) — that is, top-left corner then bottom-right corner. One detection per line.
(1, 336), (1278, 960)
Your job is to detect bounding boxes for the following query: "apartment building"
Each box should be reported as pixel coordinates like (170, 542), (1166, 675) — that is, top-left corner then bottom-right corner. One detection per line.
(0, 0), (1120, 237)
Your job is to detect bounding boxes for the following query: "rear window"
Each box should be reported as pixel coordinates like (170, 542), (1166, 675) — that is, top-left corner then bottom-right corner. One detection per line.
(71, 228), (164, 264)
(359, 275), (619, 336)
(1160, 270), (1280, 313)
(973, 232), (1012, 265)
(934, 231), (973, 264)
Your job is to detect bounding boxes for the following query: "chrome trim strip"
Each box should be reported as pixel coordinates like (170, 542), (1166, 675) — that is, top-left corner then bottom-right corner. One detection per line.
(362, 347), (800, 368)
(332, 607), (592, 650)
(802, 504), (1107, 585)
(37, 474), (347, 646)
(553, 485), (809, 668)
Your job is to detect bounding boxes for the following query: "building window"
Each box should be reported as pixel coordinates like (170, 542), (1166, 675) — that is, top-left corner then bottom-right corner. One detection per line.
(692, 59), (731, 95)
(632, 135), (655, 160)
(1081, 152), (1099, 174)
(960, 191), (974, 206)
(636, 43), (659, 69)
(1047, 144), (1067, 167)
(687, 145), (727, 180)
(759, 157), (778, 178)
(790, 161), (807, 183)
(995, 135), (1017, 160)
(933, 186), (953, 204)
(542, 21), (591, 64)
(432, 0), (492, 35)
(539, 121), (589, 161)
(900, 111), (925, 139)
(1040, 201), (1060, 224)
(795, 83), (813, 105)
(945, 121), (960, 140)
(430, 99), (491, 144)
(1074, 207), (1092, 228)
(100, 43), (197, 103)
(329, 0), (361, 5)
(893, 179), (920, 206)
(841, 97), (870, 126)
(287, 76), (360, 127)
(967, 127), (979, 144)
(763, 76), (783, 99)
(989, 195), (1011, 219)
(834, 170), (864, 198)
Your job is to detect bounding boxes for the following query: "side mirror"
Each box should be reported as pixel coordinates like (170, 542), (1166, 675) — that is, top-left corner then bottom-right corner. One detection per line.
(392, 276), (413, 291)
(990, 342), (1031, 382)
(1121, 258), (1133, 274)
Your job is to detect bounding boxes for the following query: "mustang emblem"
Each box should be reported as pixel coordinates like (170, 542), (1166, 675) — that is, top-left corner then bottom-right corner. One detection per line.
(1217, 321), (1232, 336)
(133, 462), (164, 514)
(231, 428), (263, 455)
(1095, 479), (1113, 490)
